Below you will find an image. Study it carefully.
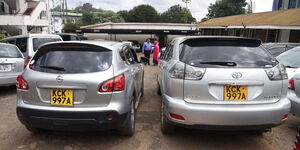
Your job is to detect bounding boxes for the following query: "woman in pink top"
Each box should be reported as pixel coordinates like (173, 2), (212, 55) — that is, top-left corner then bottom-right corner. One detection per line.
(153, 40), (160, 65)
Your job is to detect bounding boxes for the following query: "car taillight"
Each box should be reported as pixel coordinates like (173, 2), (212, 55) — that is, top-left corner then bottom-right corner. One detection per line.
(169, 62), (206, 80)
(289, 78), (295, 91)
(24, 56), (32, 69)
(99, 74), (125, 92)
(265, 64), (288, 81)
(16, 75), (29, 90)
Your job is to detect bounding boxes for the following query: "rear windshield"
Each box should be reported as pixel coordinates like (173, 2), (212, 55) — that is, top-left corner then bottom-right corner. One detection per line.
(180, 40), (278, 68)
(31, 44), (112, 73)
(33, 38), (61, 51)
(0, 45), (22, 58)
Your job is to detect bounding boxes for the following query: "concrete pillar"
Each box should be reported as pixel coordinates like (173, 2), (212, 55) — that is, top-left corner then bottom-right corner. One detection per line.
(279, 29), (290, 42)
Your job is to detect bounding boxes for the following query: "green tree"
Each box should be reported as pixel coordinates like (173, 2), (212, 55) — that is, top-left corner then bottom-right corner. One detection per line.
(161, 5), (196, 23)
(94, 10), (124, 23)
(206, 0), (248, 19)
(117, 10), (130, 21)
(63, 19), (83, 30)
(127, 5), (160, 22)
(0, 33), (6, 40)
(74, 3), (96, 13)
(81, 11), (95, 25)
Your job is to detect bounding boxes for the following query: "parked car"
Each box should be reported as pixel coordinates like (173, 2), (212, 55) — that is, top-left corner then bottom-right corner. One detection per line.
(1, 34), (62, 67)
(0, 43), (24, 87)
(288, 73), (300, 117)
(16, 41), (144, 136)
(158, 36), (291, 134)
(57, 33), (88, 41)
(263, 43), (300, 57)
(277, 46), (300, 79)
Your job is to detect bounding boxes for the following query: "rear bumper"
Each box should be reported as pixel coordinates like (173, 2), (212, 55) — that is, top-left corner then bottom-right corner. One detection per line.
(163, 94), (291, 129)
(16, 107), (128, 131)
(0, 75), (17, 86)
(288, 90), (300, 117)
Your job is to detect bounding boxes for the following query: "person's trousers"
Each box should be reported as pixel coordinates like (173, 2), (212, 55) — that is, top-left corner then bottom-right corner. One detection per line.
(144, 51), (151, 65)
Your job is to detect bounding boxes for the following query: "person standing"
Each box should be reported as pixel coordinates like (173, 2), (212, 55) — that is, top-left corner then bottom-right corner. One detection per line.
(142, 39), (152, 65)
(153, 40), (160, 65)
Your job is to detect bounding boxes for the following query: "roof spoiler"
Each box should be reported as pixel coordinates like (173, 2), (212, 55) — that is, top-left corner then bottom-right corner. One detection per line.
(181, 37), (262, 47)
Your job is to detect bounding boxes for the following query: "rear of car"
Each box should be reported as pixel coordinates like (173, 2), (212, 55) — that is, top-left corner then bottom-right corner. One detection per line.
(159, 37), (291, 133)
(16, 41), (142, 135)
(288, 74), (300, 117)
(0, 43), (24, 86)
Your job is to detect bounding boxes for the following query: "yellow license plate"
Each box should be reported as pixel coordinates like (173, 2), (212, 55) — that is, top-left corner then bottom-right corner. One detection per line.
(50, 89), (73, 106)
(224, 85), (248, 100)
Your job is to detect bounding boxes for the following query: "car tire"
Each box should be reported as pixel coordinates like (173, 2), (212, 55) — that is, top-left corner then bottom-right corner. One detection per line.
(119, 101), (135, 136)
(157, 83), (161, 96)
(161, 102), (175, 134)
(141, 73), (144, 98)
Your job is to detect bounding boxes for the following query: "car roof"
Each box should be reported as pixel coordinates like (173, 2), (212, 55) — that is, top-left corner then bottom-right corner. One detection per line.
(2, 34), (61, 40)
(174, 36), (261, 45)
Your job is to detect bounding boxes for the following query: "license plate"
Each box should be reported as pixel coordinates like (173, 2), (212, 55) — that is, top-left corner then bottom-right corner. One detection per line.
(0, 64), (12, 72)
(224, 85), (248, 100)
(50, 89), (73, 106)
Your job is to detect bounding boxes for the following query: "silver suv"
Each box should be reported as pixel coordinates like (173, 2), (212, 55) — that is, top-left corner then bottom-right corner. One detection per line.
(16, 41), (144, 136)
(158, 36), (291, 133)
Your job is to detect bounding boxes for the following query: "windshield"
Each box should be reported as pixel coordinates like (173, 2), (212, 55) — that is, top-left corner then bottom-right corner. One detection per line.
(33, 38), (61, 51)
(277, 48), (300, 68)
(180, 41), (278, 68)
(0, 45), (23, 58)
(31, 45), (112, 73)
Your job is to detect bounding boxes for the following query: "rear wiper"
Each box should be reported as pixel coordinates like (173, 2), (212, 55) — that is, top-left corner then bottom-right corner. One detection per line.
(197, 61), (237, 67)
(39, 65), (65, 71)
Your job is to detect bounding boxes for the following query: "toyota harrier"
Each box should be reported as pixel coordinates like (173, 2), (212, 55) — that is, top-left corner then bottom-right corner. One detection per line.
(158, 36), (291, 133)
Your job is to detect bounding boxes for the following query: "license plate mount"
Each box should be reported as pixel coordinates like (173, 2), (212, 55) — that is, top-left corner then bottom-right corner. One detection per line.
(224, 85), (248, 101)
(50, 89), (73, 106)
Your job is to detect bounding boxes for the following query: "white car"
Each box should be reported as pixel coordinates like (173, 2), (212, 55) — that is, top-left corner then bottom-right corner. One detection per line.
(277, 46), (300, 79)
(1, 34), (62, 67)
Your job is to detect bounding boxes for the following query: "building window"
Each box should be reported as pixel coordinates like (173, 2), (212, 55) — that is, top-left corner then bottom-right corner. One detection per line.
(39, 11), (47, 19)
(297, 0), (300, 7)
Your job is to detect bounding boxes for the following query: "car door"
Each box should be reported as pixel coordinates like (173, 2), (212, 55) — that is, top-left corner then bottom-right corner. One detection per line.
(158, 42), (174, 94)
(123, 47), (143, 99)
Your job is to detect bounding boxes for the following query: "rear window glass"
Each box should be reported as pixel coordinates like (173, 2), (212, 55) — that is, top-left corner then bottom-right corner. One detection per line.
(180, 40), (278, 68)
(0, 45), (22, 58)
(31, 45), (112, 73)
(33, 38), (61, 51)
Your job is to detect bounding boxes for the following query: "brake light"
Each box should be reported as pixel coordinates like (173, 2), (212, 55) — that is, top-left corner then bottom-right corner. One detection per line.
(16, 75), (29, 90)
(289, 78), (295, 91)
(169, 62), (206, 80)
(282, 114), (289, 120)
(99, 74), (125, 92)
(24, 56), (32, 69)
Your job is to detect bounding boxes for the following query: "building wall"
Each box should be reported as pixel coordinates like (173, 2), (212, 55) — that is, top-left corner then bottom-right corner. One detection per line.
(273, 0), (300, 10)
(51, 15), (81, 33)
